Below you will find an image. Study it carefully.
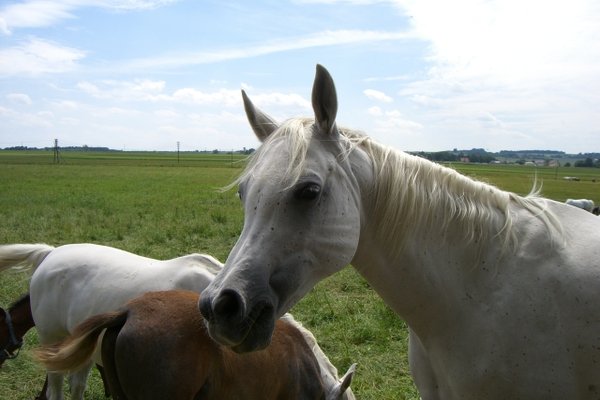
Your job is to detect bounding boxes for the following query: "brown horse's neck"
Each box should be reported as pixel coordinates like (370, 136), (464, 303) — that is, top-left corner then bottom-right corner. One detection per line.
(1, 293), (33, 364)
(9, 293), (35, 337)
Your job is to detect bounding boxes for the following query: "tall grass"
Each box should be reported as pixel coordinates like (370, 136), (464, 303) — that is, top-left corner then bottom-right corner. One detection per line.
(0, 152), (598, 399)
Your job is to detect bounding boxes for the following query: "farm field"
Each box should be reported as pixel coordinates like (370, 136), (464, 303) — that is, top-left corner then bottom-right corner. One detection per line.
(0, 150), (599, 399)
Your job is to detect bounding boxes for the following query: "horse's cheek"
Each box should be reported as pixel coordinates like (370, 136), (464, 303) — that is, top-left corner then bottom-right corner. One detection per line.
(316, 193), (360, 270)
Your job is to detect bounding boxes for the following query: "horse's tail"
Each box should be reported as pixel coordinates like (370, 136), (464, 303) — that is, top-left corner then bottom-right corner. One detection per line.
(35, 310), (127, 373)
(0, 244), (55, 273)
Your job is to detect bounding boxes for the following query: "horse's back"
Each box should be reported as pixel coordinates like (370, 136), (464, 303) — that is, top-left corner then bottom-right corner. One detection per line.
(29, 244), (219, 339)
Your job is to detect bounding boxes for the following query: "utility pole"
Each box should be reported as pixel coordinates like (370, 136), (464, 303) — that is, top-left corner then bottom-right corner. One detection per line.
(177, 141), (180, 164)
(53, 139), (60, 164)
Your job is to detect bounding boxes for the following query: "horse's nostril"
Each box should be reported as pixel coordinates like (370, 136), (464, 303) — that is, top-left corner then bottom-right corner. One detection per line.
(213, 289), (244, 321)
(199, 295), (214, 322)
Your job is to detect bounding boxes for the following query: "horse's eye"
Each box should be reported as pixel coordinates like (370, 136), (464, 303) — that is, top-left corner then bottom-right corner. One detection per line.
(237, 190), (243, 201)
(295, 183), (321, 200)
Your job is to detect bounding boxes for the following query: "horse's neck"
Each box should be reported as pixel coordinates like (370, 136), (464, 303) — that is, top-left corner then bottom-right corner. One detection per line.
(350, 148), (506, 334)
(354, 222), (486, 330)
(10, 296), (34, 336)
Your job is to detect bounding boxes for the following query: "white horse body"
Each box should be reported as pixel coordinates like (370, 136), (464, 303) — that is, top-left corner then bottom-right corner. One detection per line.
(0, 243), (222, 400)
(566, 198), (595, 212)
(200, 65), (600, 399)
(29, 244), (221, 341)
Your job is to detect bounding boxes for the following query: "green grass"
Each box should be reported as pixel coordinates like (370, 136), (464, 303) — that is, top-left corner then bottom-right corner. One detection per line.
(0, 152), (599, 399)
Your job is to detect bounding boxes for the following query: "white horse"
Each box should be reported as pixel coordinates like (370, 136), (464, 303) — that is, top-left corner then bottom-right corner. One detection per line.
(566, 198), (595, 212)
(0, 243), (222, 400)
(199, 65), (600, 399)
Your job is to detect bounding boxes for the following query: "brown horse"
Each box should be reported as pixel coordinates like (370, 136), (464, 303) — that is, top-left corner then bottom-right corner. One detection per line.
(0, 294), (49, 399)
(0, 293), (33, 366)
(36, 290), (355, 400)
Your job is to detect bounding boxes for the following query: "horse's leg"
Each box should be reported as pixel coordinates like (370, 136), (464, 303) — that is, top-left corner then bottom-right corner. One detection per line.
(67, 361), (93, 400)
(45, 372), (65, 400)
(96, 364), (111, 398)
(34, 375), (49, 400)
(101, 322), (128, 399)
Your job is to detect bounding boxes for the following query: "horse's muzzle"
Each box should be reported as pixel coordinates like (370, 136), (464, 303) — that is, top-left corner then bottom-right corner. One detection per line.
(199, 290), (276, 353)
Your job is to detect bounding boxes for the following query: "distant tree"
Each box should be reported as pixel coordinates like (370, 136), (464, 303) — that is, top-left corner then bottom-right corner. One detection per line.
(574, 158), (594, 167)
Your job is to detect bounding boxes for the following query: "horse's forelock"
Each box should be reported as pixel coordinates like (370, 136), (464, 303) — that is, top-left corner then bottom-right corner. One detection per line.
(231, 118), (317, 191)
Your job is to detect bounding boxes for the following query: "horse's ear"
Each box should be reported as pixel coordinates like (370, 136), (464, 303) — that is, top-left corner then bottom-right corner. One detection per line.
(330, 363), (356, 399)
(311, 64), (338, 136)
(241, 90), (279, 143)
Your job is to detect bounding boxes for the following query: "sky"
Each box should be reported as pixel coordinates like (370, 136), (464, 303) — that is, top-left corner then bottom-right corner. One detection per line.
(1, 0), (599, 153)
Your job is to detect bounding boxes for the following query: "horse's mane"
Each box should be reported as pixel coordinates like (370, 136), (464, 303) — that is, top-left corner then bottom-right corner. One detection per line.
(235, 118), (564, 256)
(280, 313), (343, 384)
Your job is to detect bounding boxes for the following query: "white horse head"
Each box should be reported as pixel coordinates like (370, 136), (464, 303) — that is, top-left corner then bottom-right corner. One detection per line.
(200, 65), (368, 352)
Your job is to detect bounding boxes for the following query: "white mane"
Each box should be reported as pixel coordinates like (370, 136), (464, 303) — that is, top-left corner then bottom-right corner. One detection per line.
(280, 313), (354, 399)
(359, 138), (564, 256)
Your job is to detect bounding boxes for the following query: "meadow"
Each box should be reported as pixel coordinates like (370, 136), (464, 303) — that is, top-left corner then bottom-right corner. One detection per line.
(0, 150), (598, 399)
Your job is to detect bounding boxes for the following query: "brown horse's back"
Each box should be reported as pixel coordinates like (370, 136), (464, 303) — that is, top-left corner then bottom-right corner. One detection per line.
(103, 290), (326, 400)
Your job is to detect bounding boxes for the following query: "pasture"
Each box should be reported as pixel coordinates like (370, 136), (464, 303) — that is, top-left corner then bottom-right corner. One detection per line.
(1, 150), (598, 399)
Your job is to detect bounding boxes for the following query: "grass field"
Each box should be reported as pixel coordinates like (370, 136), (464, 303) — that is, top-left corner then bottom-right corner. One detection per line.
(0, 150), (598, 399)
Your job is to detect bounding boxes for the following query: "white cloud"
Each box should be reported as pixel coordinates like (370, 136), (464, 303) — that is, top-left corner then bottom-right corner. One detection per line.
(385, 0), (600, 151)
(364, 74), (411, 83)
(0, 37), (85, 76)
(75, 78), (310, 110)
(0, 0), (180, 35)
(364, 89), (393, 103)
(0, 16), (9, 35)
(98, 0), (180, 11)
(0, 1), (74, 34)
(77, 79), (167, 101)
(7, 93), (32, 105)
(171, 88), (240, 107)
(154, 109), (179, 118)
(367, 106), (382, 116)
(119, 29), (414, 70)
(367, 106), (423, 135)
(0, 105), (54, 128)
(393, 0), (600, 85)
(249, 93), (311, 110)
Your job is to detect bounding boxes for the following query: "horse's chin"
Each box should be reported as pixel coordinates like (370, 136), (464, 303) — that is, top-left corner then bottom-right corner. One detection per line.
(207, 309), (276, 353)
(230, 327), (273, 353)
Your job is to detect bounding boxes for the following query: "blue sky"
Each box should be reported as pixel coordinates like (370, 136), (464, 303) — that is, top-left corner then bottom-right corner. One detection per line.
(1, 0), (599, 153)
